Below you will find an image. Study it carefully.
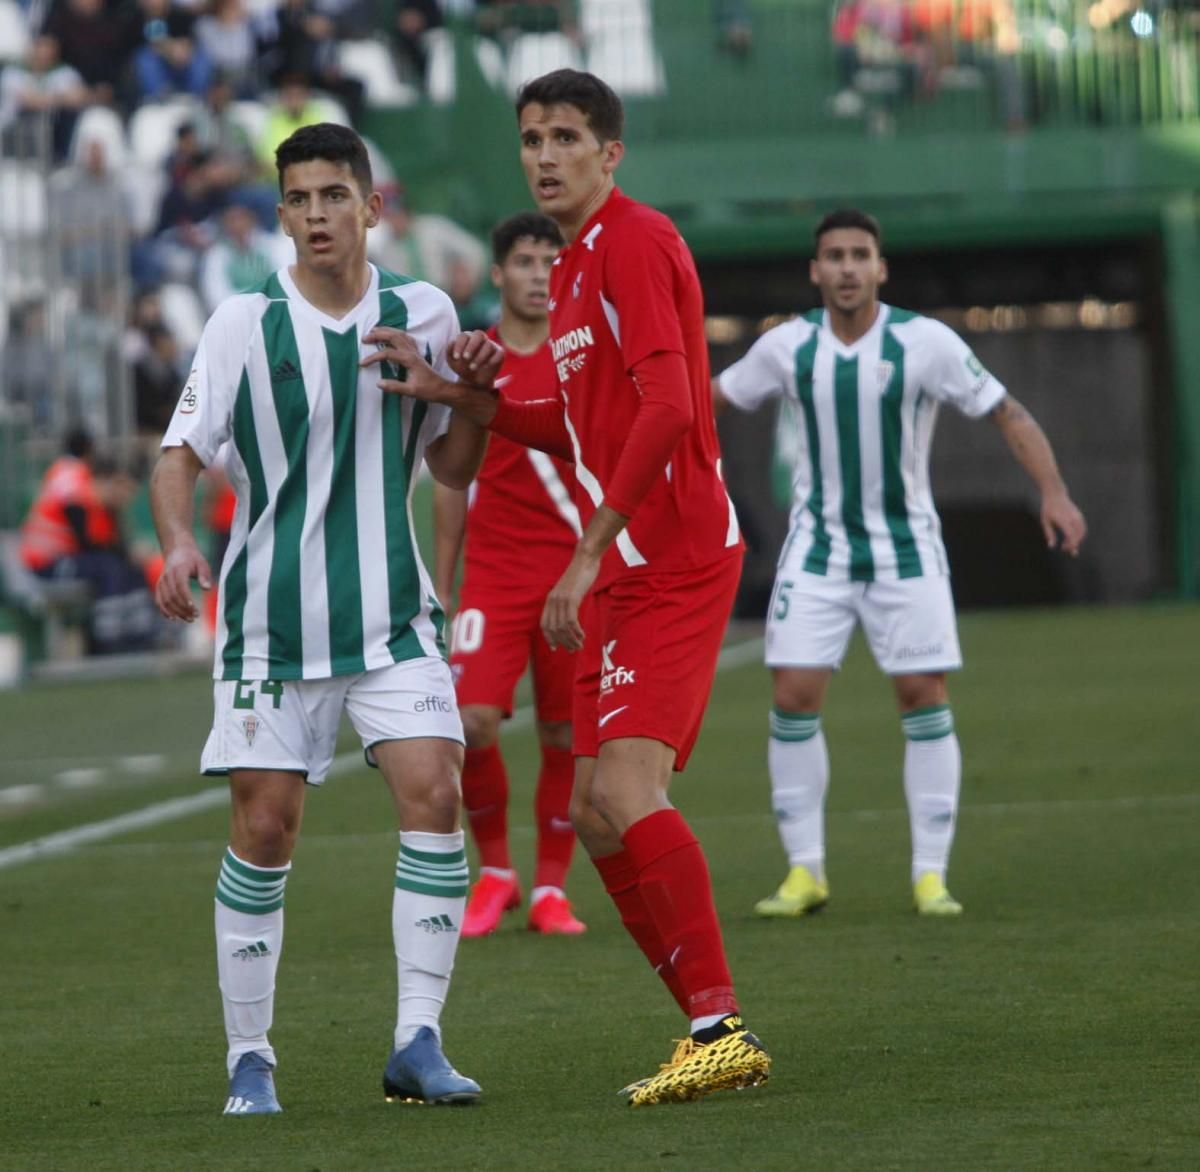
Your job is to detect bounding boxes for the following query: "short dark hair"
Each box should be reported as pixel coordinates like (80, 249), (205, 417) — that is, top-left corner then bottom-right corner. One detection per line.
(814, 208), (883, 252)
(515, 69), (624, 143)
(275, 123), (373, 196)
(63, 426), (93, 460)
(491, 211), (563, 264)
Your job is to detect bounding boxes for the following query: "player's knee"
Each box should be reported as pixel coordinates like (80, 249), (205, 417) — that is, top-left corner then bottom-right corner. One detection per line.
(234, 807), (296, 866)
(537, 720), (572, 752)
(772, 670), (828, 714)
(569, 789), (620, 855)
(894, 672), (947, 711)
(460, 706), (500, 749)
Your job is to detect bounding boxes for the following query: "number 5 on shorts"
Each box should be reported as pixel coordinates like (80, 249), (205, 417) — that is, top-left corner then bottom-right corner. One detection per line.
(233, 680), (285, 710)
(772, 580), (794, 621)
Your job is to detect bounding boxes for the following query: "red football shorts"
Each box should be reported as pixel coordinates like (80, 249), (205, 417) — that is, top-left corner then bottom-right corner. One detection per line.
(573, 552), (742, 770)
(450, 583), (575, 722)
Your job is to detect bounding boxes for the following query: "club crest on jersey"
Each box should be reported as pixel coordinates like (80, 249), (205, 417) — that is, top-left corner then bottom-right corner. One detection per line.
(179, 369), (199, 414)
(241, 715), (259, 747)
(876, 360), (895, 391)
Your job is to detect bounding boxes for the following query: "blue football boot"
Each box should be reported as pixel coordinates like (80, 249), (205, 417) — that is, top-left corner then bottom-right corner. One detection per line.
(382, 1027), (481, 1105)
(223, 1051), (282, 1115)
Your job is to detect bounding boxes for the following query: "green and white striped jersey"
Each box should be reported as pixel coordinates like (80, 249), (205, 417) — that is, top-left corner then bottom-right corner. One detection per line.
(162, 265), (457, 681)
(719, 304), (1006, 582)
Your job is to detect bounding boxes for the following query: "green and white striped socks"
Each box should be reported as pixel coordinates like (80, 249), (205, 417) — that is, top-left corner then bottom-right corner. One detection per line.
(901, 705), (961, 883)
(215, 848), (290, 1076)
(392, 830), (469, 1050)
(768, 708), (829, 876)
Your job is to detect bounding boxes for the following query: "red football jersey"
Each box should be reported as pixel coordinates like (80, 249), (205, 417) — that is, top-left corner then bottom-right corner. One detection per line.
(462, 328), (580, 587)
(547, 188), (741, 589)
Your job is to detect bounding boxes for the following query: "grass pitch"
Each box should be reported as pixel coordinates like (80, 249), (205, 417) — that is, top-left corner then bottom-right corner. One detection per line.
(1, 604), (1197, 1171)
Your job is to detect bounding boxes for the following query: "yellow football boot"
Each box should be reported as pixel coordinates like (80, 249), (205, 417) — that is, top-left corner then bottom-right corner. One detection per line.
(753, 864), (829, 918)
(621, 1018), (771, 1106)
(913, 872), (963, 917)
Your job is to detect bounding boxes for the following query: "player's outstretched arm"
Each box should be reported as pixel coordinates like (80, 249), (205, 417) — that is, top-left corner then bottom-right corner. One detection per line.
(989, 395), (1087, 556)
(150, 443), (212, 621)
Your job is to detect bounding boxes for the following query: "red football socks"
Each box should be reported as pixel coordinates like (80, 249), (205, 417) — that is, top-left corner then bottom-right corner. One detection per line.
(533, 745), (576, 890)
(461, 744), (511, 871)
(621, 809), (738, 1020)
(593, 848), (689, 1015)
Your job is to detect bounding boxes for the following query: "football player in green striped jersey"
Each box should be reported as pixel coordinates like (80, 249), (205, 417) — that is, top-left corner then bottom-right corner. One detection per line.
(151, 123), (504, 1112)
(714, 208), (1086, 919)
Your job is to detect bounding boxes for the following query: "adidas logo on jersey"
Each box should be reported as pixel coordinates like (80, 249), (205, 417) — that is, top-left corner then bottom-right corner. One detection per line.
(272, 359), (302, 383)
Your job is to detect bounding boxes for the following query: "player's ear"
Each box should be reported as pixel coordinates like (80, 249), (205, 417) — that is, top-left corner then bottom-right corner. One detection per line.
(491, 262), (503, 290)
(277, 203), (289, 236)
(878, 256), (889, 287)
(365, 190), (383, 229)
(601, 138), (624, 175)
(809, 257), (820, 287)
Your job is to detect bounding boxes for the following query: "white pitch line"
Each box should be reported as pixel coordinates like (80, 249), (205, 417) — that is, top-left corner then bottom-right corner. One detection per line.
(0, 638), (769, 872)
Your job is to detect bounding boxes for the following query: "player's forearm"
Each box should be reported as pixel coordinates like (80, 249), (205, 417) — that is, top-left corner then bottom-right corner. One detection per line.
(150, 445), (203, 555)
(576, 503), (630, 563)
(426, 414), (489, 491)
(432, 481), (468, 603)
(489, 394), (573, 461)
(991, 396), (1070, 499)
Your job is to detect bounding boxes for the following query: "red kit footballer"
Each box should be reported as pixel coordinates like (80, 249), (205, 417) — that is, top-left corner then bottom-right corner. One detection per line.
(370, 70), (771, 1105)
(434, 212), (588, 938)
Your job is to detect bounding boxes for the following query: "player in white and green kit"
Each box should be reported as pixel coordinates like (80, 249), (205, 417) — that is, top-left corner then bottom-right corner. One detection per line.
(151, 124), (504, 1112)
(715, 209), (1087, 918)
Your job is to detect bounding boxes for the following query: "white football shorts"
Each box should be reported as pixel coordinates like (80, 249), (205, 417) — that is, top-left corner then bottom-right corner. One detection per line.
(201, 656), (463, 785)
(765, 569), (962, 675)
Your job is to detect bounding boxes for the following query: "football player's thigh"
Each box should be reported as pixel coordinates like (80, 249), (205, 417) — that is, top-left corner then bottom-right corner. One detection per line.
(765, 571), (859, 670)
(451, 593), (536, 716)
(201, 676), (346, 785)
(859, 576), (963, 675)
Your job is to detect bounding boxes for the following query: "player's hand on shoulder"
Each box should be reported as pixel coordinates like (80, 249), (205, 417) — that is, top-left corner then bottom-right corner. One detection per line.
(155, 542), (212, 622)
(448, 330), (504, 389)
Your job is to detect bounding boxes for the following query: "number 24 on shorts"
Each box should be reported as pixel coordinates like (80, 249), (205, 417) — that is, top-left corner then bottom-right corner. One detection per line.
(233, 680), (285, 710)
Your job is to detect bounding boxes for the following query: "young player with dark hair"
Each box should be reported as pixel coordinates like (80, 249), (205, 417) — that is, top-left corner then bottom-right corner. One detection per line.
(432, 210), (588, 937)
(714, 207), (1087, 918)
(366, 70), (771, 1105)
(151, 122), (500, 1114)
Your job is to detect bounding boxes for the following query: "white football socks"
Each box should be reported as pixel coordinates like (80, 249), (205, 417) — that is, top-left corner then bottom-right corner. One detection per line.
(767, 709), (829, 879)
(392, 830), (469, 1050)
(214, 848), (289, 1077)
(901, 706), (961, 884)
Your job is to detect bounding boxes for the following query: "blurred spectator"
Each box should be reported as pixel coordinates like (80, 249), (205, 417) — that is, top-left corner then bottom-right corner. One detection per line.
(4, 302), (53, 429)
(715, 0), (753, 56)
(18, 429), (159, 654)
(0, 34), (92, 160)
(260, 0), (365, 122)
(133, 0), (214, 100)
(193, 77), (279, 226)
(476, 0), (577, 39)
(447, 255), (497, 330)
(61, 286), (123, 436)
(391, 0), (442, 86)
(199, 202), (292, 311)
(43, 0), (139, 109)
(133, 324), (185, 434)
(830, 0), (927, 126)
(369, 184), (488, 298)
(50, 131), (134, 280)
(194, 0), (261, 99)
(255, 72), (330, 171)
